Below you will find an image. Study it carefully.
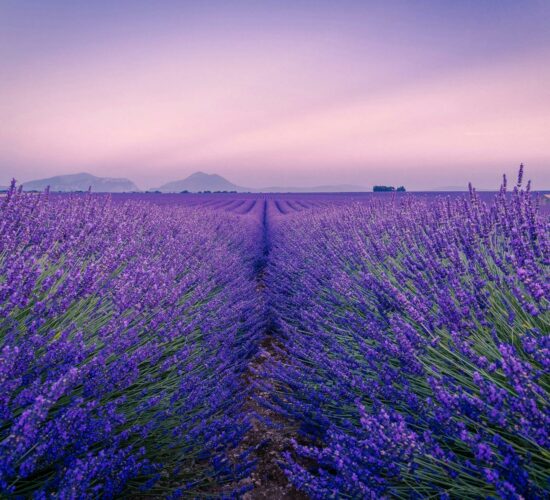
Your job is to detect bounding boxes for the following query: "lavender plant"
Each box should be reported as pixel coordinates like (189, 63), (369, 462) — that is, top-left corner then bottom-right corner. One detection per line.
(2, 175), (548, 498)
(0, 184), (263, 497)
(264, 170), (549, 498)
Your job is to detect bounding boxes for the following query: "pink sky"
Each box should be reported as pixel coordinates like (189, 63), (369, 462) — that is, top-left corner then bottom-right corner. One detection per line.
(1, 1), (549, 190)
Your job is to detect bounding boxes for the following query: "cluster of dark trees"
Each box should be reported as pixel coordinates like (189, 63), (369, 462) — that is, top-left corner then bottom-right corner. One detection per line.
(373, 185), (406, 192)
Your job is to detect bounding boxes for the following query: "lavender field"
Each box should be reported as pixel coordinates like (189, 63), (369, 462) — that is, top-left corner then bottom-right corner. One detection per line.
(1, 171), (549, 498)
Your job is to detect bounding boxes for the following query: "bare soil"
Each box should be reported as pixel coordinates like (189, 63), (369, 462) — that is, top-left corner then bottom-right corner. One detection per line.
(228, 200), (308, 499)
(231, 336), (308, 499)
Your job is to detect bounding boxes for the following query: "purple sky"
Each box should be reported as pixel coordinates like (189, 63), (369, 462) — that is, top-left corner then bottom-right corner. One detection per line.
(1, 0), (549, 190)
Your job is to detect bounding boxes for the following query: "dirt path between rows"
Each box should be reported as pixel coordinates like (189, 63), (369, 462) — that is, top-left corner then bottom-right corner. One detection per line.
(232, 200), (307, 499)
(236, 338), (306, 499)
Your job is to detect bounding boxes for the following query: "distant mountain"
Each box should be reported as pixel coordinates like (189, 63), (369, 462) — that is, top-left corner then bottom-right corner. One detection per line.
(156, 172), (244, 192)
(22, 173), (139, 192)
(18, 170), (369, 193)
(155, 172), (367, 193)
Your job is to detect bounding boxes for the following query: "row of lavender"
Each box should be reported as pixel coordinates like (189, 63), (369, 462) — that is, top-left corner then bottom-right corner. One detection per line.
(264, 173), (549, 498)
(0, 184), (264, 497)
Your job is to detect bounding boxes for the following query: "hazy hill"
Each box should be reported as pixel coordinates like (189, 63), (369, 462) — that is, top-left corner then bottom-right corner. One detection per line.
(16, 170), (369, 193)
(155, 172), (367, 193)
(22, 173), (139, 192)
(156, 172), (244, 192)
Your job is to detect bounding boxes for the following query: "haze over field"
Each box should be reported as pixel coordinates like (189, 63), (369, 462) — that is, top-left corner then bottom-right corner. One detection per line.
(14, 171), (372, 193)
(1, 1), (549, 189)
